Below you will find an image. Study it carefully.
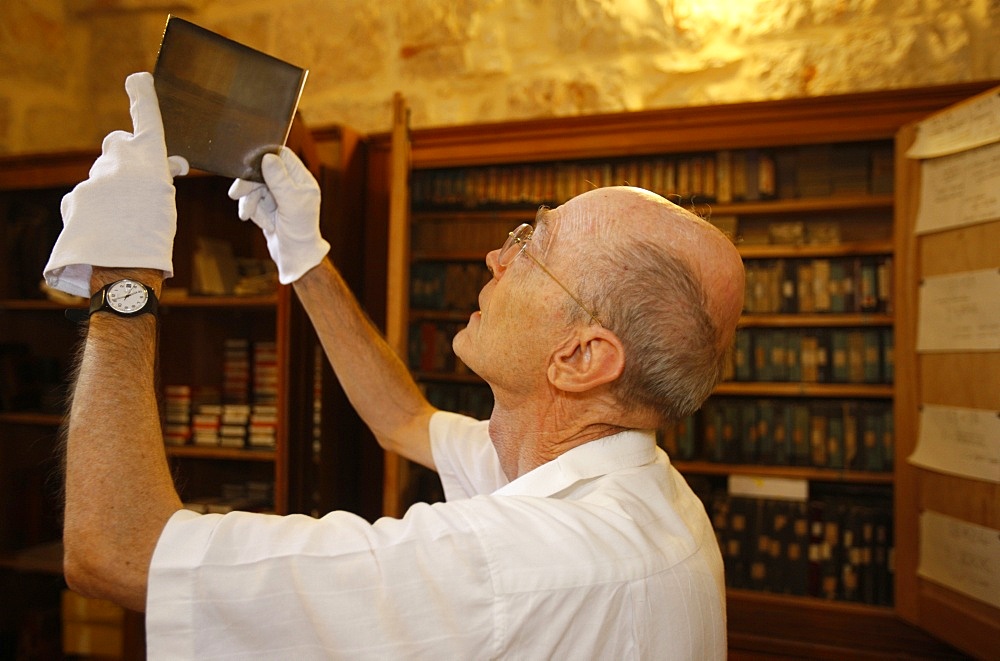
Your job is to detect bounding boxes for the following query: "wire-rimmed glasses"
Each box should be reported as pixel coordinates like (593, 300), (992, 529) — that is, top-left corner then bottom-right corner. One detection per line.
(497, 222), (602, 327)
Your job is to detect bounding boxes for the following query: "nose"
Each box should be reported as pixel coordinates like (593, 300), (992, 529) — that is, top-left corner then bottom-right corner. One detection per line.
(485, 248), (504, 279)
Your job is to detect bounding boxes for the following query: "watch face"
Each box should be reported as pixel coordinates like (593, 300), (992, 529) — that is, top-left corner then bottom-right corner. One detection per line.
(106, 280), (149, 314)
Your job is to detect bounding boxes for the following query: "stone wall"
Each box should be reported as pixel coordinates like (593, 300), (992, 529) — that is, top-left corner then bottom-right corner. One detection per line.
(1, 0), (999, 156)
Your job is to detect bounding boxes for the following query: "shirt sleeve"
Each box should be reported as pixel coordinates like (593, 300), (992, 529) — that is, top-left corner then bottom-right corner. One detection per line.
(429, 410), (509, 500)
(147, 504), (497, 659)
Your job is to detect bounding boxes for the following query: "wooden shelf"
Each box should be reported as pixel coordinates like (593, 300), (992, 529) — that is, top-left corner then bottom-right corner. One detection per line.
(0, 541), (64, 575)
(726, 589), (969, 659)
(727, 588), (893, 615)
(0, 411), (64, 426)
(737, 240), (893, 259)
(713, 194), (894, 216)
(739, 313), (893, 328)
(714, 382), (893, 398)
(675, 461), (894, 484)
(160, 293), (279, 308)
(165, 446), (276, 462)
(412, 207), (536, 223)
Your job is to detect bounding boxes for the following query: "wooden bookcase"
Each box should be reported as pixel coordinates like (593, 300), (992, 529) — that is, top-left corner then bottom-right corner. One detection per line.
(362, 81), (996, 658)
(0, 123), (369, 657)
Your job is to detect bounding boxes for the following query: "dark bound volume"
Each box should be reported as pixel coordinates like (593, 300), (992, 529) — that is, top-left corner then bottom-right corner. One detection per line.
(153, 15), (308, 182)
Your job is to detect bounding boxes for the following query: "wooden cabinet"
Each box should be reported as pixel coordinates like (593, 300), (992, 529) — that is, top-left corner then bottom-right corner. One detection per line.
(363, 81), (996, 658)
(893, 87), (1000, 661)
(0, 123), (369, 656)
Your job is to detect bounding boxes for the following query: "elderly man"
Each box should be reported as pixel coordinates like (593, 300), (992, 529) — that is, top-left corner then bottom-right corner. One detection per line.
(49, 73), (744, 659)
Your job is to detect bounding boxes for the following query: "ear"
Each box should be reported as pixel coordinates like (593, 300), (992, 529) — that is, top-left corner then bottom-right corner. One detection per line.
(547, 327), (625, 393)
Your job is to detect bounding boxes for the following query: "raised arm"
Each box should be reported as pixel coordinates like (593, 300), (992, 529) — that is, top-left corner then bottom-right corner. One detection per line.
(229, 149), (436, 470)
(295, 259), (436, 469)
(43, 73), (187, 611)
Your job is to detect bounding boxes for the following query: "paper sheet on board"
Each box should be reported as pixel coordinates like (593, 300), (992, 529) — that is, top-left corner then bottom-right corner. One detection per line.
(909, 404), (1000, 484)
(917, 269), (1000, 352)
(914, 140), (1000, 235)
(918, 510), (1000, 609)
(906, 90), (1000, 159)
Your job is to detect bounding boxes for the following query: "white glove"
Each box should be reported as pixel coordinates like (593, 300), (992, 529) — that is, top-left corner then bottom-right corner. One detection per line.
(43, 72), (189, 298)
(228, 147), (330, 284)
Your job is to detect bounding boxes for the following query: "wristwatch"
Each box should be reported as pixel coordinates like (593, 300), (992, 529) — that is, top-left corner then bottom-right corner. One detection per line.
(67, 279), (159, 322)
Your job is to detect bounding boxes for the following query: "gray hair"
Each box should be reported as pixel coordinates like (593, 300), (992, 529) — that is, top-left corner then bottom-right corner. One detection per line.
(577, 240), (725, 424)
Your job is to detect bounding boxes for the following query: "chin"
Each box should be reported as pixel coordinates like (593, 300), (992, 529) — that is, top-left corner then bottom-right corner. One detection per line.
(452, 327), (470, 363)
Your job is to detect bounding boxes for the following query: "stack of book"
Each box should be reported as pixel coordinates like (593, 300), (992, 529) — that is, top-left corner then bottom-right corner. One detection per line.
(161, 339), (280, 450)
(248, 403), (278, 449)
(253, 341), (279, 405)
(219, 404), (250, 448)
(192, 403), (222, 446)
(223, 338), (250, 404)
(163, 385), (192, 446)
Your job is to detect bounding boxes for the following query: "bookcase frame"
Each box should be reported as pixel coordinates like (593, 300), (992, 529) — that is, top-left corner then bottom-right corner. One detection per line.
(362, 80), (997, 658)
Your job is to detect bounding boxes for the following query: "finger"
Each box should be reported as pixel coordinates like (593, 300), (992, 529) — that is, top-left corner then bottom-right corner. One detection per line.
(260, 152), (288, 189)
(237, 187), (277, 232)
(241, 192), (277, 233)
(236, 187), (264, 221)
(228, 178), (262, 201)
(124, 72), (165, 139)
(168, 155), (190, 178)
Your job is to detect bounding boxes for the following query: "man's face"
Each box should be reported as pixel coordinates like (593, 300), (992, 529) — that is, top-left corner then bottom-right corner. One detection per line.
(452, 209), (575, 393)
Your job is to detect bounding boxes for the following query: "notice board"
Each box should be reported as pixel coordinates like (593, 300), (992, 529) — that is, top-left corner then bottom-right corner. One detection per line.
(893, 85), (1000, 660)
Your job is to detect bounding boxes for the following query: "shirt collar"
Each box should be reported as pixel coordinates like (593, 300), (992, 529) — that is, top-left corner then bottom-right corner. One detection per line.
(492, 429), (658, 498)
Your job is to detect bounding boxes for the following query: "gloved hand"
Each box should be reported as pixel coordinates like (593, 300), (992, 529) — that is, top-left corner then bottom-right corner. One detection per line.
(43, 72), (189, 298)
(228, 147), (330, 284)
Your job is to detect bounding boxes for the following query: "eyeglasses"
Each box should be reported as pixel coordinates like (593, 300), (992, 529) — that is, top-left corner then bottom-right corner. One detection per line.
(497, 222), (602, 326)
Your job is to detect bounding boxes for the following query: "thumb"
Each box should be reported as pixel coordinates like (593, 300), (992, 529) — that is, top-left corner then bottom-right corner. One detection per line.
(276, 146), (316, 189)
(168, 155), (190, 178)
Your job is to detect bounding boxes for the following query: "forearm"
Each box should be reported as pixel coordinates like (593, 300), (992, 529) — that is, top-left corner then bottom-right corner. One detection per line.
(62, 267), (182, 612)
(294, 259), (436, 469)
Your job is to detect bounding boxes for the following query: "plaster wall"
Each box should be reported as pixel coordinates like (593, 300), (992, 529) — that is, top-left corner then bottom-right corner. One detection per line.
(1, 0), (998, 155)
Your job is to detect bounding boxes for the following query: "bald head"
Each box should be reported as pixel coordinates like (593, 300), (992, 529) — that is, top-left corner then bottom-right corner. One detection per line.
(555, 186), (744, 352)
(529, 186), (744, 424)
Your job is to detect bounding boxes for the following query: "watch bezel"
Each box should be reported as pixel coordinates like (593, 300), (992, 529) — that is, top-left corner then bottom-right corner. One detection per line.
(88, 279), (159, 318)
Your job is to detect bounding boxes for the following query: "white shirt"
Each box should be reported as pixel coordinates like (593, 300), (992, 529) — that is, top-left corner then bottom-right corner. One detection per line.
(147, 411), (726, 659)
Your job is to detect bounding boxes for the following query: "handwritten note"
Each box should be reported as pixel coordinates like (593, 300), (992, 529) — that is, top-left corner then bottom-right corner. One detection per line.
(917, 269), (1000, 352)
(906, 90), (1000, 159)
(909, 404), (1000, 484)
(914, 140), (1000, 234)
(918, 510), (1000, 609)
